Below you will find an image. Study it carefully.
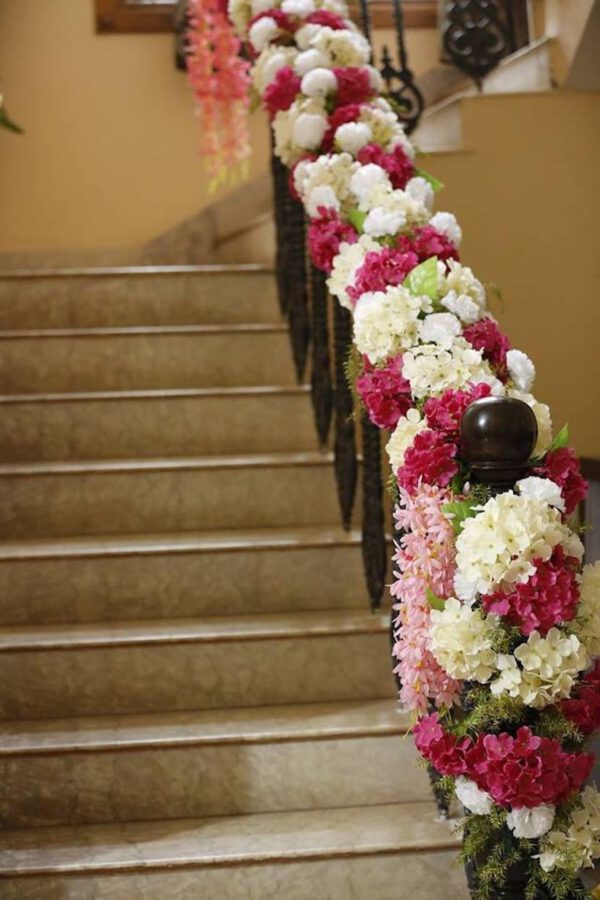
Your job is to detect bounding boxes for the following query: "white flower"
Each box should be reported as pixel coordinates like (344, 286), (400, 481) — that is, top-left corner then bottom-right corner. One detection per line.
(365, 64), (383, 92)
(349, 163), (391, 209)
(508, 390), (553, 457)
(402, 338), (492, 399)
(281, 0), (315, 16)
(249, 16), (279, 52)
(418, 312), (462, 347)
(491, 628), (589, 709)
(539, 786), (600, 872)
(439, 261), (486, 322)
(327, 235), (378, 310)
(292, 156), (314, 197)
(353, 286), (425, 363)
(516, 476), (565, 513)
(305, 185), (340, 217)
(253, 47), (298, 92)
(430, 211), (462, 247)
(455, 492), (572, 599)
(507, 348), (536, 392)
(229, 0), (252, 37)
(335, 122), (372, 155)
(405, 176), (434, 212)
(294, 48), (331, 76)
(573, 561), (600, 656)
(386, 409), (426, 471)
(455, 777), (494, 816)
(430, 598), (497, 682)
(301, 67), (337, 97)
(363, 206), (407, 238)
(361, 104), (405, 151)
(311, 27), (370, 67)
(292, 111), (328, 149)
(295, 23), (321, 50)
(299, 152), (357, 213)
(507, 805), (556, 839)
(441, 292), (483, 324)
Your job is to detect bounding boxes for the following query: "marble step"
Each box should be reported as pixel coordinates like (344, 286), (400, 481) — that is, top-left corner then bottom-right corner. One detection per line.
(0, 610), (393, 719)
(0, 700), (430, 827)
(0, 265), (279, 328)
(0, 385), (318, 461)
(0, 452), (350, 539)
(0, 802), (467, 899)
(0, 324), (296, 393)
(0, 527), (376, 626)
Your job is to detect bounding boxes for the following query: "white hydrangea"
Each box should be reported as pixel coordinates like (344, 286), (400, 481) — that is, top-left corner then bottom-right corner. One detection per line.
(441, 292), (483, 324)
(299, 152), (358, 213)
(249, 16), (280, 53)
(361, 101), (409, 152)
(228, 0), (252, 37)
(353, 286), (426, 364)
(572, 561), (600, 656)
(491, 629), (589, 709)
(386, 409), (427, 472)
(294, 48), (331, 76)
(507, 348), (536, 392)
(429, 598), (497, 682)
(507, 805), (556, 839)
(305, 185), (340, 217)
(349, 164), (392, 209)
(402, 338), (492, 399)
(430, 211), (462, 247)
(508, 389), (553, 457)
(516, 476), (565, 513)
(418, 312), (462, 347)
(362, 185), (429, 238)
(326, 235), (379, 310)
(455, 777), (494, 816)
(365, 64), (384, 92)
(439, 261), (486, 323)
(301, 66), (337, 97)
(295, 22), (322, 50)
(274, 97), (327, 164)
(405, 176), (434, 212)
(335, 121), (372, 155)
(363, 206), (406, 238)
(538, 786), (600, 873)
(281, 0), (315, 16)
(293, 111), (328, 150)
(311, 27), (370, 67)
(252, 46), (299, 93)
(454, 492), (573, 600)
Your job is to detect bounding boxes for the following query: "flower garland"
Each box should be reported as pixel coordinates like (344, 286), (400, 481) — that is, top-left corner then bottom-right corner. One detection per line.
(187, 0), (252, 187)
(228, 0), (599, 893)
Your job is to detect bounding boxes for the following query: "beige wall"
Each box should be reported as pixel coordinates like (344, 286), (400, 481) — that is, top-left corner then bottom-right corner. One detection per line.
(429, 91), (600, 458)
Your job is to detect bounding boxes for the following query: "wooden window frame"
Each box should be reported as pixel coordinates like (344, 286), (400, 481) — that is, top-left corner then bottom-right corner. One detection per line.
(95, 0), (437, 34)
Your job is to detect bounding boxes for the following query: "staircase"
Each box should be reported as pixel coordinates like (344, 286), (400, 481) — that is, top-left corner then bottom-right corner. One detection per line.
(0, 266), (466, 899)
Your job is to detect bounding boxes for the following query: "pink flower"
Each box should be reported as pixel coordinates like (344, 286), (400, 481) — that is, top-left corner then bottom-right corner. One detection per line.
(356, 143), (415, 190)
(306, 9), (346, 29)
(482, 546), (581, 636)
(347, 247), (419, 301)
(263, 66), (301, 118)
(322, 103), (362, 151)
(534, 447), (588, 516)
(463, 318), (510, 377)
(413, 713), (470, 776)
(356, 354), (412, 430)
(333, 67), (373, 106)
(465, 727), (594, 809)
(398, 225), (460, 264)
(397, 429), (459, 493)
(561, 662), (600, 736)
(248, 8), (296, 31)
(424, 383), (492, 441)
(307, 207), (357, 273)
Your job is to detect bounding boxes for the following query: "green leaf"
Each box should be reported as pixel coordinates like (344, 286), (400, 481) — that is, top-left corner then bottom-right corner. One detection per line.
(426, 587), (445, 611)
(550, 423), (569, 451)
(404, 256), (439, 300)
(347, 208), (366, 233)
(414, 167), (444, 193)
(442, 500), (477, 534)
(0, 107), (23, 134)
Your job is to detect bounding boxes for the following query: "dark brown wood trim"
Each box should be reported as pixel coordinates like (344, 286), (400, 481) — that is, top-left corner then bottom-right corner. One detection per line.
(95, 0), (437, 34)
(581, 458), (600, 482)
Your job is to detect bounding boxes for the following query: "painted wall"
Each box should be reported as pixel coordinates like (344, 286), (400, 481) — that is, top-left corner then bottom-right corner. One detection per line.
(0, 0), (439, 254)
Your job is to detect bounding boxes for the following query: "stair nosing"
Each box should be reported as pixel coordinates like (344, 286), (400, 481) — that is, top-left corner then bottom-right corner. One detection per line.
(0, 323), (287, 340)
(0, 384), (310, 406)
(0, 263), (274, 279)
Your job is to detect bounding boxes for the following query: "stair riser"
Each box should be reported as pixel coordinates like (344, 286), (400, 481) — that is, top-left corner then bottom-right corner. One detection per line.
(0, 632), (392, 719)
(0, 330), (295, 392)
(0, 851), (468, 900)
(0, 462), (346, 539)
(0, 392), (317, 461)
(0, 544), (370, 626)
(0, 735), (426, 827)
(0, 273), (278, 328)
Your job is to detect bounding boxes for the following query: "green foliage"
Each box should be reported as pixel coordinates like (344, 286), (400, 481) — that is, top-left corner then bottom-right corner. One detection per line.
(426, 586), (445, 611)
(442, 499), (477, 534)
(489, 620), (523, 655)
(467, 482), (492, 507)
(414, 166), (444, 193)
(549, 423), (570, 452)
(347, 208), (367, 232)
(0, 104), (23, 135)
(538, 866), (591, 900)
(453, 686), (523, 737)
(404, 256), (439, 300)
(536, 707), (583, 745)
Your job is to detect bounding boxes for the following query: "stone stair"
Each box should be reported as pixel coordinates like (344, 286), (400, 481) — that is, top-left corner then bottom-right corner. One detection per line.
(0, 265), (466, 898)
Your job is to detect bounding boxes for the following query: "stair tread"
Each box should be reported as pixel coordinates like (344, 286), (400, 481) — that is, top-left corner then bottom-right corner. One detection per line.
(0, 698), (407, 755)
(0, 802), (459, 876)
(0, 384), (309, 405)
(0, 264), (273, 279)
(0, 323), (287, 339)
(0, 450), (334, 477)
(0, 609), (388, 651)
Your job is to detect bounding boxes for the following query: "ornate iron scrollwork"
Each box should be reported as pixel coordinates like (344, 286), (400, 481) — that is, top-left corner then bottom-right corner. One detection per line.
(442, 0), (513, 83)
(379, 0), (424, 134)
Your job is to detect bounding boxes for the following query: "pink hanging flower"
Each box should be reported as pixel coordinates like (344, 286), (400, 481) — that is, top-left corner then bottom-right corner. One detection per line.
(534, 447), (588, 516)
(356, 354), (412, 430)
(263, 66), (302, 118)
(424, 383), (492, 441)
(481, 545), (581, 636)
(333, 67), (374, 106)
(347, 247), (419, 301)
(356, 143), (415, 190)
(307, 207), (357, 273)
(397, 430), (459, 493)
(463, 318), (510, 377)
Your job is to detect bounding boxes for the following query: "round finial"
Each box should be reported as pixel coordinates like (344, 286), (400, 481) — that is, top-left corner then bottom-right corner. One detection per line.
(460, 396), (538, 489)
